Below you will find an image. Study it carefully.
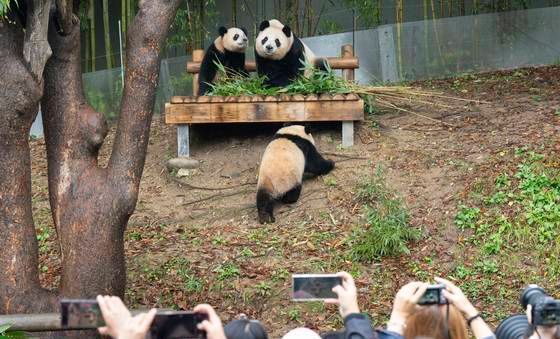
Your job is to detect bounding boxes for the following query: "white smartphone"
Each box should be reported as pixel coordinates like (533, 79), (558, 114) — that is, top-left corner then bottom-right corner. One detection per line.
(292, 274), (342, 301)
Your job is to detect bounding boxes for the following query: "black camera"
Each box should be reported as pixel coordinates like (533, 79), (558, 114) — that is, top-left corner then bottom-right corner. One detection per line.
(417, 284), (447, 305)
(496, 285), (560, 339)
(521, 285), (560, 326)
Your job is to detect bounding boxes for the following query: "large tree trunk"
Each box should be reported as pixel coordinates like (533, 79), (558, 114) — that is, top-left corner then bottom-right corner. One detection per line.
(0, 0), (180, 318)
(0, 0), (56, 314)
(41, 0), (180, 299)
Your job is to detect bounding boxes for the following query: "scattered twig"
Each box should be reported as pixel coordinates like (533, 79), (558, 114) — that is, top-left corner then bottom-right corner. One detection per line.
(182, 189), (254, 206)
(168, 173), (256, 191)
(322, 151), (369, 160)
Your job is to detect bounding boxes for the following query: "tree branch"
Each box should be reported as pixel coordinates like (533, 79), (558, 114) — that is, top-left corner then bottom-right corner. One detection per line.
(55, 0), (73, 34)
(23, 0), (53, 81)
(108, 0), (181, 202)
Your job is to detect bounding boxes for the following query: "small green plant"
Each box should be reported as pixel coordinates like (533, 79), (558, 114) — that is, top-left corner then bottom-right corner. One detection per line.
(454, 206), (480, 230)
(347, 166), (421, 261)
(239, 247), (255, 258)
(36, 225), (52, 253)
(212, 234), (227, 245)
(287, 308), (301, 322)
(254, 281), (272, 297)
(323, 176), (337, 187)
(0, 0), (15, 19)
(0, 323), (26, 339)
(213, 263), (240, 280)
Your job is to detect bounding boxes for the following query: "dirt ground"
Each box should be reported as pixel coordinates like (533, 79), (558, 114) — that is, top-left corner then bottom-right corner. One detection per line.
(31, 66), (559, 337)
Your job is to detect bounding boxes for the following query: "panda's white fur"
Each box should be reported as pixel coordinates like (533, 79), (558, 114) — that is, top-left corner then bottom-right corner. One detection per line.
(198, 26), (248, 95)
(254, 19), (326, 87)
(215, 27), (248, 53)
(257, 125), (314, 198)
(256, 125), (334, 224)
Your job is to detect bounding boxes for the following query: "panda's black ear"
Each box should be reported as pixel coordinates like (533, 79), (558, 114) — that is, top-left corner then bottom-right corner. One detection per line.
(218, 26), (228, 36)
(259, 20), (270, 32)
(241, 27), (248, 36)
(282, 25), (292, 38)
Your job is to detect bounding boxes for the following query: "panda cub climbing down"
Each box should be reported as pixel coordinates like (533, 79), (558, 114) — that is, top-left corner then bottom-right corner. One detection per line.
(255, 19), (328, 87)
(198, 26), (248, 95)
(256, 125), (335, 224)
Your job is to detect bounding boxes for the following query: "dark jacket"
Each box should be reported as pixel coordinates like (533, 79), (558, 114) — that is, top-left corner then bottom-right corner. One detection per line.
(344, 313), (376, 339)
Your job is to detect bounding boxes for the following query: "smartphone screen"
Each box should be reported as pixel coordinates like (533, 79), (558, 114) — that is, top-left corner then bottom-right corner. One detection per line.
(292, 274), (342, 301)
(60, 299), (105, 329)
(149, 311), (208, 339)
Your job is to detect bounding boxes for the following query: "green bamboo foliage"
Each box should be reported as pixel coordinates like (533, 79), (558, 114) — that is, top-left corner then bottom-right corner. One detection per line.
(121, 0), (126, 57)
(102, 0), (113, 69)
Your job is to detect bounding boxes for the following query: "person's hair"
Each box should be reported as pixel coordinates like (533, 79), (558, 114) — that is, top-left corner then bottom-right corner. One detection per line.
(404, 304), (468, 339)
(224, 318), (268, 339)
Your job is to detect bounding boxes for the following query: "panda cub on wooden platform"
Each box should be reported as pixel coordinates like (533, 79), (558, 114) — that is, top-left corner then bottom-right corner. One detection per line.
(255, 19), (328, 87)
(256, 125), (334, 224)
(198, 26), (248, 95)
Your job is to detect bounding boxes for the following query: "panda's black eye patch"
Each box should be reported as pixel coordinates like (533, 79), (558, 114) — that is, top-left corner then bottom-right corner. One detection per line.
(233, 34), (239, 41)
(275, 39), (281, 47)
(261, 37), (268, 45)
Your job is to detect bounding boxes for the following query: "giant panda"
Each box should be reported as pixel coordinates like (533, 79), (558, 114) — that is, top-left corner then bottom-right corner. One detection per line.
(255, 19), (328, 87)
(198, 26), (249, 95)
(256, 125), (335, 224)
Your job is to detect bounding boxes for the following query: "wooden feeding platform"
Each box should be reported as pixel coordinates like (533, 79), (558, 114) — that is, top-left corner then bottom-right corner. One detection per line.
(165, 44), (364, 158)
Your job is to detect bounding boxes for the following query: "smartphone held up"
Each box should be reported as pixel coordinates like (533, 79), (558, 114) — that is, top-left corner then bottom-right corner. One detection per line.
(292, 274), (343, 301)
(60, 299), (208, 338)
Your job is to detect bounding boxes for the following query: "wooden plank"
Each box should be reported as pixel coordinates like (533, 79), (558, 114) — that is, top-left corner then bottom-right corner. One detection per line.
(332, 94), (347, 101)
(305, 94), (318, 101)
(186, 57), (359, 74)
(210, 96), (225, 103)
(196, 96), (211, 103)
(165, 100), (364, 124)
(318, 93), (332, 101)
(171, 96), (197, 103)
(192, 50), (204, 95)
(237, 95), (252, 102)
(290, 94), (306, 102)
(263, 96), (278, 102)
(345, 93), (360, 100)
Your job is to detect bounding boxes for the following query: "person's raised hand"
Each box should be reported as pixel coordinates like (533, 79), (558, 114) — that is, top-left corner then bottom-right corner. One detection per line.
(435, 277), (478, 318)
(386, 281), (428, 334)
(97, 295), (156, 339)
(193, 304), (227, 339)
(324, 271), (360, 318)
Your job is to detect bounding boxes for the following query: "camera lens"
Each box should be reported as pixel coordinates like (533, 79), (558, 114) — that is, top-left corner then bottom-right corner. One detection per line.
(520, 284), (547, 309)
(495, 314), (530, 339)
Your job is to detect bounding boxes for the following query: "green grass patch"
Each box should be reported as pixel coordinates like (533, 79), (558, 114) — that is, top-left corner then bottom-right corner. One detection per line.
(346, 166), (422, 262)
(452, 149), (560, 319)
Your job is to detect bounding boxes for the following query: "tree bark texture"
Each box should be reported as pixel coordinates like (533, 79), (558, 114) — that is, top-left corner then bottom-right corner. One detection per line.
(41, 0), (180, 299)
(1, 0), (180, 316)
(0, 16), (56, 314)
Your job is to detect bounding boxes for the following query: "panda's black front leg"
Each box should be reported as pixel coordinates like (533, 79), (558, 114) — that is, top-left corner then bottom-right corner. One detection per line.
(304, 147), (335, 176)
